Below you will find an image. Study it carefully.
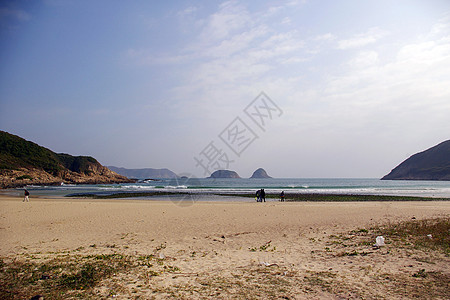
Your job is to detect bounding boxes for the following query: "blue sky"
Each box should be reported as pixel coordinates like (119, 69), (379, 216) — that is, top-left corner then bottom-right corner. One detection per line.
(1, 0), (450, 178)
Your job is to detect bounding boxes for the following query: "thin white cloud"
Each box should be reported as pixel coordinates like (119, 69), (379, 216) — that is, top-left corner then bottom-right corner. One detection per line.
(314, 33), (336, 41)
(202, 25), (269, 58)
(347, 50), (379, 68)
(429, 12), (450, 36)
(199, 1), (250, 42)
(178, 6), (198, 17)
(156, 1), (308, 99)
(397, 39), (450, 66)
(322, 25), (450, 122)
(337, 27), (388, 50)
(281, 17), (291, 24)
(126, 1), (308, 67)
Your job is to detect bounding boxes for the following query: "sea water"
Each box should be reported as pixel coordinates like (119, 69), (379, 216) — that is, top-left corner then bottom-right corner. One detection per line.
(8, 178), (450, 199)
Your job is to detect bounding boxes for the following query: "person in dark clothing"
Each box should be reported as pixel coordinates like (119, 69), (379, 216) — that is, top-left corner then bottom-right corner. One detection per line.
(23, 189), (30, 202)
(261, 189), (266, 202)
(255, 189), (261, 202)
(280, 191), (285, 202)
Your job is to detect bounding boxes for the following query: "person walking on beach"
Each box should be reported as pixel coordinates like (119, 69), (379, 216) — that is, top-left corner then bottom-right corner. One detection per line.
(261, 189), (266, 202)
(255, 189), (261, 202)
(280, 191), (285, 202)
(23, 189), (30, 202)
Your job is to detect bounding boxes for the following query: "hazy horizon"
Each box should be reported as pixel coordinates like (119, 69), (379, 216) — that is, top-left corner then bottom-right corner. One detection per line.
(1, 1), (450, 178)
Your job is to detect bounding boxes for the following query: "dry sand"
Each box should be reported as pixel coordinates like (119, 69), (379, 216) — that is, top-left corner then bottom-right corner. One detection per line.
(1, 195), (449, 299)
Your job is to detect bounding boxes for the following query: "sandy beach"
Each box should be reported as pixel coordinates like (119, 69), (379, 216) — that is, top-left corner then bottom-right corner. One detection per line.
(1, 195), (449, 299)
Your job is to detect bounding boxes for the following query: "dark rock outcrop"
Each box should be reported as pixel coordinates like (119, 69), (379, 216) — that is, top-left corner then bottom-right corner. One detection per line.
(108, 166), (178, 179)
(0, 131), (133, 188)
(382, 140), (450, 181)
(250, 168), (272, 178)
(209, 170), (240, 178)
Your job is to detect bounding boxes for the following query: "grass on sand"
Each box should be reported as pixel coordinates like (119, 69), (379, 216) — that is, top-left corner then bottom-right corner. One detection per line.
(1, 217), (449, 299)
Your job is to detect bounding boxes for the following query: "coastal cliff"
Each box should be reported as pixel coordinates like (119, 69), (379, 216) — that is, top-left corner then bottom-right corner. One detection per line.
(0, 131), (133, 188)
(382, 140), (450, 181)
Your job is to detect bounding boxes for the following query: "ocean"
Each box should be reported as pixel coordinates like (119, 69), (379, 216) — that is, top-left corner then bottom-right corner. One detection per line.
(6, 178), (450, 199)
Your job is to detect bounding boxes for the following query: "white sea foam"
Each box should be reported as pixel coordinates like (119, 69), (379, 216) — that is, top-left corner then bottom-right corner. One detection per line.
(164, 185), (188, 189)
(16, 178), (450, 198)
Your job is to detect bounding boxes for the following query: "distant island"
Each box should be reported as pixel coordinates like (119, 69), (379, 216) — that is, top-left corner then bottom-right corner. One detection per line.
(382, 140), (450, 181)
(0, 131), (133, 188)
(209, 170), (240, 178)
(108, 166), (178, 179)
(208, 168), (273, 179)
(250, 168), (272, 178)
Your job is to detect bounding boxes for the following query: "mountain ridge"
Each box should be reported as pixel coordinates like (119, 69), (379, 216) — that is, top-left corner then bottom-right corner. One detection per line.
(108, 166), (178, 179)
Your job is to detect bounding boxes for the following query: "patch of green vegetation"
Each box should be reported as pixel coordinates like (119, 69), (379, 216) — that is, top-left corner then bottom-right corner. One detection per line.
(249, 241), (276, 252)
(163, 265), (180, 272)
(303, 270), (337, 294)
(0, 131), (63, 174)
(412, 269), (428, 278)
(346, 250), (359, 256)
(57, 263), (109, 290)
(56, 153), (98, 175)
(378, 217), (450, 254)
(167, 265), (293, 300)
(0, 246), (181, 299)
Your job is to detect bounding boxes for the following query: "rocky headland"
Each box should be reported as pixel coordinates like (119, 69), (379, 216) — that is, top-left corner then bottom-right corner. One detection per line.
(0, 131), (133, 188)
(382, 140), (450, 181)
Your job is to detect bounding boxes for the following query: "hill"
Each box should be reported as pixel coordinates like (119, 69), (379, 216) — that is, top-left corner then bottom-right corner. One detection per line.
(209, 170), (240, 178)
(108, 166), (178, 179)
(382, 140), (450, 181)
(0, 131), (132, 188)
(250, 168), (272, 178)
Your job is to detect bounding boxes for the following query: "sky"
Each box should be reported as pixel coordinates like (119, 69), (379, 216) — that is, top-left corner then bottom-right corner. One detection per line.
(1, 0), (450, 178)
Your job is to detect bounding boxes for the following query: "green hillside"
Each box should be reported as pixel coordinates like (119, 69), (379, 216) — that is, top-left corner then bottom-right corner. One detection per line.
(0, 131), (63, 174)
(57, 153), (99, 175)
(0, 131), (131, 188)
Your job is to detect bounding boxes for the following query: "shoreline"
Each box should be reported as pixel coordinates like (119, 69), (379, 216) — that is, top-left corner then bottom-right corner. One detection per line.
(64, 191), (450, 201)
(3, 177), (450, 201)
(2, 189), (449, 205)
